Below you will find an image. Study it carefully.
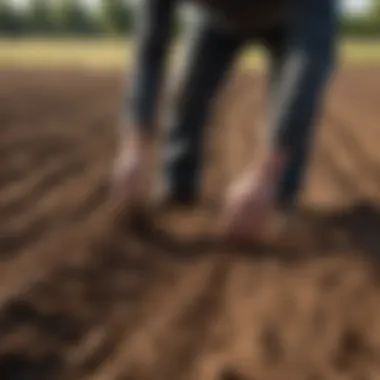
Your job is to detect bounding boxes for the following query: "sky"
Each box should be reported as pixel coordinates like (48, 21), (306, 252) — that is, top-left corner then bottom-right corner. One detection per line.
(11, 0), (373, 15)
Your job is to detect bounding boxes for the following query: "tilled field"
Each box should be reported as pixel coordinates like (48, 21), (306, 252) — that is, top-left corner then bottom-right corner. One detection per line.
(1, 67), (380, 380)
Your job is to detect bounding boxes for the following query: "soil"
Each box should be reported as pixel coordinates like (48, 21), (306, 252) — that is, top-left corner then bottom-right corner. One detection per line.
(1, 67), (380, 380)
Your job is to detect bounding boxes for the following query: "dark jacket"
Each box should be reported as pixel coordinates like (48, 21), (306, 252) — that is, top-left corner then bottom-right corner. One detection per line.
(191, 0), (291, 33)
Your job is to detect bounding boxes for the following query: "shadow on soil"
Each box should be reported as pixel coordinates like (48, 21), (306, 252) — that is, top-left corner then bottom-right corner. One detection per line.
(123, 200), (380, 264)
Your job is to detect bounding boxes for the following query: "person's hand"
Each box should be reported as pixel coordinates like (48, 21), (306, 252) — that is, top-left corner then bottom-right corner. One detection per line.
(111, 129), (157, 216)
(220, 152), (287, 243)
(220, 171), (276, 242)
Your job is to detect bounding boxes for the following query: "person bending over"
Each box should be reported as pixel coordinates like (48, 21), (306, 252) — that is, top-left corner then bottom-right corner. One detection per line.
(113, 0), (339, 241)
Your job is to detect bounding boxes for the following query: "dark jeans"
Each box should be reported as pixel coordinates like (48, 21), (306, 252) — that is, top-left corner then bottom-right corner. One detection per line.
(126, 0), (339, 207)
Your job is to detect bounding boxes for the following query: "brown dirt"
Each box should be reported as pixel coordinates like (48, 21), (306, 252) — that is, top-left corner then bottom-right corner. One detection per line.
(1, 66), (380, 380)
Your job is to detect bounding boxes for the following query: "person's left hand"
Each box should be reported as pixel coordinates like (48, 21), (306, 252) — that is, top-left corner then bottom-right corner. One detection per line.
(219, 168), (278, 243)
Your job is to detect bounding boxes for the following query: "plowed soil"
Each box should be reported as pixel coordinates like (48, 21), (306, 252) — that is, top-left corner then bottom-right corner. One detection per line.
(1, 67), (380, 380)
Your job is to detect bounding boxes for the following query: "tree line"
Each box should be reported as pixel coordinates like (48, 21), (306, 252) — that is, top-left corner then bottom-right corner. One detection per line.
(343, 0), (380, 37)
(0, 0), (379, 37)
(0, 0), (134, 36)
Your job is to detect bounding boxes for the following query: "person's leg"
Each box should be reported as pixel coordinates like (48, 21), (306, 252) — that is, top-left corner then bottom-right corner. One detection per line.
(265, 0), (339, 211)
(221, 0), (339, 241)
(112, 0), (175, 205)
(162, 13), (245, 204)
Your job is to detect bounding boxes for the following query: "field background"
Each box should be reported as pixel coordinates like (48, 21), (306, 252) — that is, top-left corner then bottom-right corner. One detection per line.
(1, 6), (380, 377)
(0, 38), (379, 69)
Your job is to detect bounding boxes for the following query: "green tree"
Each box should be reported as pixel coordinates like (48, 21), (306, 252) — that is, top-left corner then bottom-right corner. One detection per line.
(0, 0), (25, 35)
(100, 0), (133, 35)
(341, 0), (380, 38)
(373, 0), (380, 21)
(27, 0), (55, 35)
(53, 0), (95, 35)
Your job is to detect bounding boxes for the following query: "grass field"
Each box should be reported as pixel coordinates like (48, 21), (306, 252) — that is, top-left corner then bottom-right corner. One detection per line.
(0, 38), (379, 70)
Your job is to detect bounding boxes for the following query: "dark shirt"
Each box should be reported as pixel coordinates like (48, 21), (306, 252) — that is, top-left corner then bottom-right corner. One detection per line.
(191, 0), (291, 33)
